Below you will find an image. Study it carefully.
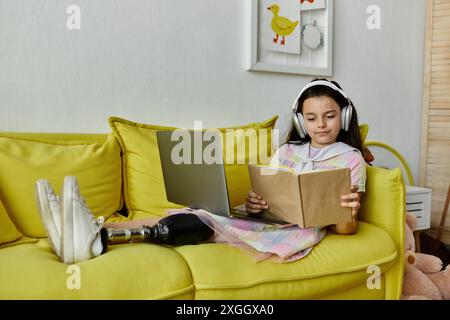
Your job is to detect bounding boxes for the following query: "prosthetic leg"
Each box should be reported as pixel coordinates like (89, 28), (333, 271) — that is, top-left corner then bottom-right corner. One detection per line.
(100, 213), (214, 249)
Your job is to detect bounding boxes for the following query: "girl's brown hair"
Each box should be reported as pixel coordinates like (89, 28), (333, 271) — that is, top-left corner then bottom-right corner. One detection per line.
(287, 78), (363, 154)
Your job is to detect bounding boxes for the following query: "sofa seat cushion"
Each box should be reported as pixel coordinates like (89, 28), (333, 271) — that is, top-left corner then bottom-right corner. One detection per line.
(175, 221), (397, 299)
(0, 239), (193, 299)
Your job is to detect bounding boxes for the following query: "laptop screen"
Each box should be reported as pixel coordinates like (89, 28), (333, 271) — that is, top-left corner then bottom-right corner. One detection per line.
(156, 130), (232, 217)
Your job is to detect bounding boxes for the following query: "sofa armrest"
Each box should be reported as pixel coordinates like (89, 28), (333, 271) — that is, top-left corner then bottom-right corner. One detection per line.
(359, 165), (406, 299)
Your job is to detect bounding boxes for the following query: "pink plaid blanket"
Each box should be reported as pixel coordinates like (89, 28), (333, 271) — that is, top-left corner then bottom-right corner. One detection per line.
(168, 208), (326, 263)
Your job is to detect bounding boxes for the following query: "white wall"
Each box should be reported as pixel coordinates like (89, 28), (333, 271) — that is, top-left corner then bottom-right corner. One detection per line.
(0, 0), (427, 182)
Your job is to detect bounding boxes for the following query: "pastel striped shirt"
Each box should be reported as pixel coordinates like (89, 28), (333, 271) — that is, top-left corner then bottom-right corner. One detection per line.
(270, 142), (367, 192)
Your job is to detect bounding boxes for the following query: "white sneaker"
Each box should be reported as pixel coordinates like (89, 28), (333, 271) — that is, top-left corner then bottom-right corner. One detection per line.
(61, 176), (105, 264)
(35, 179), (62, 257)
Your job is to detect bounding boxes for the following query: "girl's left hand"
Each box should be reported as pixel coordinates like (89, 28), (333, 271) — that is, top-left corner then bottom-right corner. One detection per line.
(341, 185), (361, 217)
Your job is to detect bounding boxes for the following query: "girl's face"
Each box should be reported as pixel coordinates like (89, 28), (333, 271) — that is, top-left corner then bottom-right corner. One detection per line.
(302, 96), (341, 148)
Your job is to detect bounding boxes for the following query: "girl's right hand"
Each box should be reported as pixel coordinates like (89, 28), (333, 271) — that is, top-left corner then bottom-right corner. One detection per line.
(245, 191), (269, 215)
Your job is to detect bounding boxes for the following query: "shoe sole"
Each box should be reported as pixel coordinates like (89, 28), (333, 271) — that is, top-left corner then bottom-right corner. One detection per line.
(35, 180), (61, 257)
(62, 176), (75, 264)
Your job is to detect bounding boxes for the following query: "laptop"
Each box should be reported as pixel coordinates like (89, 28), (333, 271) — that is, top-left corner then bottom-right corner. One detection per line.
(156, 130), (285, 223)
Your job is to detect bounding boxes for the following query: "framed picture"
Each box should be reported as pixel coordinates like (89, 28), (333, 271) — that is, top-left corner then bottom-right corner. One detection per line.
(300, 0), (327, 11)
(248, 0), (334, 76)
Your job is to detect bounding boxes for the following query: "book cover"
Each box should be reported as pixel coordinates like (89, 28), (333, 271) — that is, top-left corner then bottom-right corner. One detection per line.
(248, 164), (352, 228)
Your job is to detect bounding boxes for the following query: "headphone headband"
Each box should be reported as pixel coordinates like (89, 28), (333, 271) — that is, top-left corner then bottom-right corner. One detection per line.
(290, 80), (354, 139)
(291, 80), (350, 112)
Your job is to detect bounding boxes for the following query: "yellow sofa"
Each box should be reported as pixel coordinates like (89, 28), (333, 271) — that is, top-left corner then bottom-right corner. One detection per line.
(0, 118), (406, 300)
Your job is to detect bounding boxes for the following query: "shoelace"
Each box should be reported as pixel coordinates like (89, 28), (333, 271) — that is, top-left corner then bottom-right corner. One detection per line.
(48, 193), (58, 202)
(80, 195), (105, 233)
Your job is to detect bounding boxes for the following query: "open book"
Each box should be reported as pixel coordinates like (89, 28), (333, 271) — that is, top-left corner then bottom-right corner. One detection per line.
(248, 164), (353, 228)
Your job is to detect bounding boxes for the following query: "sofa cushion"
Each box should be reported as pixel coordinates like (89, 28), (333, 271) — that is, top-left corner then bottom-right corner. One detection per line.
(0, 199), (39, 249)
(0, 133), (122, 237)
(109, 116), (278, 218)
(174, 221), (397, 299)
(0, 239), (193, 299)
(0, 200), (25, 247)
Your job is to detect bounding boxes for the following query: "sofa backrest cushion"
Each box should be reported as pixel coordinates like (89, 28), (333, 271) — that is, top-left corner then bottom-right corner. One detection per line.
(109, 116), (278, 218)
(0, 199), (38, 248)
(0, 133), (122, 237)
(0, 199), (23, 245)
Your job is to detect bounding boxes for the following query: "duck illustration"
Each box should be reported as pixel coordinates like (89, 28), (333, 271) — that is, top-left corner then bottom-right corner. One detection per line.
(267, 4), (299, 45)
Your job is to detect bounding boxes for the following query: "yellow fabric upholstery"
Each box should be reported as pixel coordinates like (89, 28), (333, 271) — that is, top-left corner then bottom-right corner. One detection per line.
(0, 199), (37, 249)
(0, 130), (405, 300)
(109, 116), (278, 217)
(319, 280), (386, 299)
(0, 239), (193, 299)
(0, 133), (122, 237)
(174, 222), (396, 299)
(0, 200), (23, 246)
(0, 132), (107, 144)
(359, 124), (369, 143)
(358, 165), (406, 300)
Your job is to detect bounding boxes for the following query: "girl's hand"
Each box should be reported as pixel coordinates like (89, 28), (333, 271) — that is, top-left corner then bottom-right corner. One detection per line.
(245, 191), (269, 215)
(341, 185), (361, 217)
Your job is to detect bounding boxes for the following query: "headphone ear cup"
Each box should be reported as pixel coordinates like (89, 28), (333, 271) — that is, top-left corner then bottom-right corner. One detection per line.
(341, 106), (348, 131)
(340, 105), (353, 132)
(292, 112), (307, 139)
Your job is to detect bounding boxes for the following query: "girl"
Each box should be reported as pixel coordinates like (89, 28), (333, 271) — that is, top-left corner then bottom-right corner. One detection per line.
(166, 78), (366, 262)
(245, 78), (366, 235)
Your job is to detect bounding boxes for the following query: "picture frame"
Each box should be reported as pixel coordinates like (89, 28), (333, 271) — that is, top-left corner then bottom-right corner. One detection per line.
(248, 0), (334, 76)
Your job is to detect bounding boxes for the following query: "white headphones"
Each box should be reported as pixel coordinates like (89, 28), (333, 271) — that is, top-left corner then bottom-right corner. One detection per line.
(291, 80), (354, 139)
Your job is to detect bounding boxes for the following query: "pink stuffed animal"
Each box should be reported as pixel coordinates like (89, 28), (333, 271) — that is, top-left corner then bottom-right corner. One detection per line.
(402, 212), (450, 300)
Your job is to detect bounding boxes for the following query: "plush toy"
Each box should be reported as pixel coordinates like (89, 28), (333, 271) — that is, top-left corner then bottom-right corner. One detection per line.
(401, 212), (450, 300)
